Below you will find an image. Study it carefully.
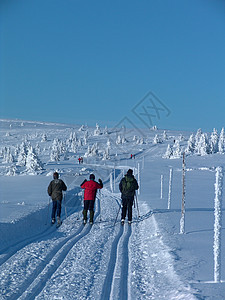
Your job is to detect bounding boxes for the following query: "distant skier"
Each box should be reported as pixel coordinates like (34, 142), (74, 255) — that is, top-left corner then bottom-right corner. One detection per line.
(48, 172), (67, 226)
(119, 169), (139, 225)
(80, 174), (103, 224)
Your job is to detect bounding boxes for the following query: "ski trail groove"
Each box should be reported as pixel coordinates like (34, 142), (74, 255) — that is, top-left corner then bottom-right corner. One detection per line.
(4, 223), (87, 300)
(119, 225), (132, 300)
(100, 224), (124, 299)
(18, 224), (93, 300)
(1, 199), (100, 300)
(0, 195), (80, 267)
(21, 197), (102, 300)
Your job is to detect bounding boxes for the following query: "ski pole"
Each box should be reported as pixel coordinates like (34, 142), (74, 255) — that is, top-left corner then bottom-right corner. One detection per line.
(135, 192), (140, 218)
(45, 197), (51, 225)
(99, 190), (102, 222)
(64, 193), (67, 219)
(114, 203), (122, 226)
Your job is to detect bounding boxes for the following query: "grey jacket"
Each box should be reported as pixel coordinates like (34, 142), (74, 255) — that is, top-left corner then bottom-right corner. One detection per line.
(48, 179), (67, 201)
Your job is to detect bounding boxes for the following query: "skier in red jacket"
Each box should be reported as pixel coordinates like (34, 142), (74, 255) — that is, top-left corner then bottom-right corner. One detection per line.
(80, 174), (103, 224)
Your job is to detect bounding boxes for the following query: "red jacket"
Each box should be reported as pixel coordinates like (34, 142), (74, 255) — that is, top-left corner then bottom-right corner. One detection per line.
(81, 180), (103, 200)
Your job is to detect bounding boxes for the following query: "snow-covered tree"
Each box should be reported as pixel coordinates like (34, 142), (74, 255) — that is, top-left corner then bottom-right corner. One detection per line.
(218, 128), (225, 154)
(50, 149), (60, 162)
(50, 139), (61, 162)
(78, 139), (83, 147)
(173, 140), (182, 158)
(185, 134), (195, 155)
(3, 147), (14, 163)
(102, 147), (110, 160)
(41, 133), (47, 142)
(163, 144), (173, 159)
(152, 125), (158, 131)
(103, 126), (109, 135)
(137, 137), (145, 145)
(116, 135), (122, 145)
(121, 136), (127, 144)
(35, 143), (41, 155)
(195, 128), (202, 145)
(79, 125), (85, 131)
(84, 145), (92, 157)
(83, 131), (88, 145)
(196, 133), (210, 156)
(210, 128), (219, 154)
(94, 123), (101, 136)
(153, 134), (162, 144)
(133, 135), (138, 142)
(17, 143), (27, 166)
(71, 140), (77, 153)
(25, 147), (43, 173)
(163, 131), (168, 140)
(6, 165), (17, 176)
(107, 139), (111, 148)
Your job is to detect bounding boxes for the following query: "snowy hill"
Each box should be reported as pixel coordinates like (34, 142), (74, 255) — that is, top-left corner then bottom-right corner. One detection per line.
(0, 119), (225, 299)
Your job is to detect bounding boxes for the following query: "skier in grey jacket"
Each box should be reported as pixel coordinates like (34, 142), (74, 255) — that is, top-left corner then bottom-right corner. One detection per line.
(48, 172), (67, 225)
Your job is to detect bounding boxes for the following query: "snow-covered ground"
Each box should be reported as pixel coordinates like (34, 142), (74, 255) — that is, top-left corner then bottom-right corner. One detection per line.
(0, 119), (225, 299)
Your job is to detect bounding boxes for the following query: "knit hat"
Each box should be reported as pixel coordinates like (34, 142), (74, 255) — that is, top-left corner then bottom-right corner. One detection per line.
(127, 169), (133, 175)
(53, 172), (59, 179)
(90, 174), (95, 180)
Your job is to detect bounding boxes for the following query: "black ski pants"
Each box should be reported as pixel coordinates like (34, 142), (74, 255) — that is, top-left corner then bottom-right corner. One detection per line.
(121, 197), (134, 221)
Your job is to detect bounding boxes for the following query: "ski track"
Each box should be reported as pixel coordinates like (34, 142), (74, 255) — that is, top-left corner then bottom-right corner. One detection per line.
(0, 176), (198, 300)
(0, 193), (78, 267)
(0, 193), (100, 300)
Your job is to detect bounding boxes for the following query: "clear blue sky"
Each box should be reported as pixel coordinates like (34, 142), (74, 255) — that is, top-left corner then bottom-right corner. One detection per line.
(1, 0), (225, 132)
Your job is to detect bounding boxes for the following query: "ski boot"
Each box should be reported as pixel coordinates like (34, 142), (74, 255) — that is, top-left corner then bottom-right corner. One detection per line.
(121, 219), (125, 225)
(83, 209), (87, 225)
(90, 211), (94, 225)
(56, 216), (62, 227)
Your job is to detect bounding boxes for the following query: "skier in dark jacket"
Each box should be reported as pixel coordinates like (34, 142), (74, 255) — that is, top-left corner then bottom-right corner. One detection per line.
(80, 174), (103, 224)
(48, 172), (67, 225)
(119, 169), (139, 224)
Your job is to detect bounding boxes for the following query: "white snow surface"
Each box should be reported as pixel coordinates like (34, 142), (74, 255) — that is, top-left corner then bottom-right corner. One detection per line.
(1, 119), (225, 299)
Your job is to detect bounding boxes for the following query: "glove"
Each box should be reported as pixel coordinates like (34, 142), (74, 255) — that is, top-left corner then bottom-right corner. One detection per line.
(98, 178), (102, 183)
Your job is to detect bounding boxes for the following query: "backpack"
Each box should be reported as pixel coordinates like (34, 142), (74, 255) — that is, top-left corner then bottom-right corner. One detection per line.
(121, 176), (135, 194)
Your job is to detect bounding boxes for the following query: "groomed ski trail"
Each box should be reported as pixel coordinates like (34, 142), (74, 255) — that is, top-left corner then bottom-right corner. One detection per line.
(0, 186), (198, 299)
